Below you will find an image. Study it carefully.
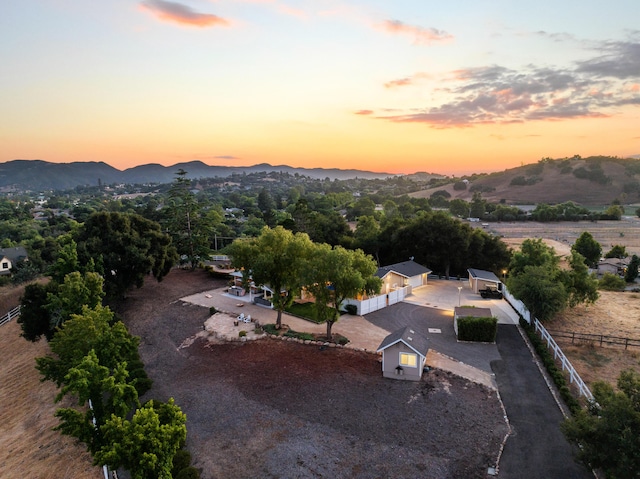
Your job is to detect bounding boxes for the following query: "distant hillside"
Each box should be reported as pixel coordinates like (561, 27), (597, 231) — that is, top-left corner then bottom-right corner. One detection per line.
(0, 160), (393, 192)
(410, 156), (640, 206)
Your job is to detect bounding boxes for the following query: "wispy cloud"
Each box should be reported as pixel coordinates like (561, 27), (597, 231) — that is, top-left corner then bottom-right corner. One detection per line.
(354, 109), (374, 115)
(362, 36), (640, 128)
(377, 19), (453, 45)
(140, 0), (229, 27)
(214, 155), (240, 160)
(384, 72), (431, 89)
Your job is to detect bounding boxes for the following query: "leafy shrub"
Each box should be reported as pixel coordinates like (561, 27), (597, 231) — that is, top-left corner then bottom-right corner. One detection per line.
(453, 181), (467, 190)
(510, 176), (527, 186)
(263, 323), (279, 335)
(336, 336), (350, 345)
(599, 272), (626, 291)
(209, 306), (217, 315)
(238, 330), (247, 337)
(176, 466), (201, 479)
(344, 304), (358, 315)
(284, 329), (315, 341)
(172, 449), (192, 477)
(0, 276), (10, 287)
(456, 316), (497, 342)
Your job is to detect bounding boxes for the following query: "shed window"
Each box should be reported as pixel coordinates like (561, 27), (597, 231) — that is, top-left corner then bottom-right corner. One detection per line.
(1, 262), (8, 270)
(399, 352), (417, 368)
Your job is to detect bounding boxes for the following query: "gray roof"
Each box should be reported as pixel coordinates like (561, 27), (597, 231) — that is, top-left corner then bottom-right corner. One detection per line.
(377, 326), (429, 357)
(467, 268), (500, 282)
(375, 260), (432, 279)
(0, 246), (28, 263)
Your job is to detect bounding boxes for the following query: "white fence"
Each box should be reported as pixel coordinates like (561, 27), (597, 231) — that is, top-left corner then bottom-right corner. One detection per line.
(502, 286), (593, 400)
(0, 305), (20, 326)
(344, 286), (410, 315)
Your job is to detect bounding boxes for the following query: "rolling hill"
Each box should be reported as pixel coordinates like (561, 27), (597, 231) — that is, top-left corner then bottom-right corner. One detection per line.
(0, 159), (393, 192)
(410, 156), (640, 206)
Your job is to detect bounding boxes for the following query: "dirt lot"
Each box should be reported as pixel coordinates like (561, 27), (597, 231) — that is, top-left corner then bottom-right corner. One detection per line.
(116, 269), (509, 479)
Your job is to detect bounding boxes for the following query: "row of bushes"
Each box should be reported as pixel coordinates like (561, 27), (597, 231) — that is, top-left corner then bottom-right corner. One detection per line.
(519, 318), (582, 414)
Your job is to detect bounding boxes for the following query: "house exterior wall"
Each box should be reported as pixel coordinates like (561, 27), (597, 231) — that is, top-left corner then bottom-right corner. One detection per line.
(381, 342), (424, 381)
(0, 258), (12, 275)
(380, 272), (406, 294)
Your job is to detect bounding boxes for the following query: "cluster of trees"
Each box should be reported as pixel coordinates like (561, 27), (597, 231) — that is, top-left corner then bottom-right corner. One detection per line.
(505, 238), (599, 322)
(563, 369), (640, 478)
(228, 226), (382, 339)
(16, 212), (198, 478)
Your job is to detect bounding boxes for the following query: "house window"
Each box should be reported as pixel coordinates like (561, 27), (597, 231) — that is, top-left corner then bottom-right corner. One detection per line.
(1, 262), (8, 270)
(399, 352), (417, 368)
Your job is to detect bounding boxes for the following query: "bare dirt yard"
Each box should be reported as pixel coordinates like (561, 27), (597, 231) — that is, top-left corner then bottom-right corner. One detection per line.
(116, 269), (509, 479)
(489, 219), (640, 390)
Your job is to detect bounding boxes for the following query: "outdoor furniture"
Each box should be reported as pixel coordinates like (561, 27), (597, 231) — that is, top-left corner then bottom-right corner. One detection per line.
(244, 315), (252, 323)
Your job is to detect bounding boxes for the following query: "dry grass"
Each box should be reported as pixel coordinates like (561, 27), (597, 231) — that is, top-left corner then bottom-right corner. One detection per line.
(547, 291), (640, 389)
(0, 307), (99, 478)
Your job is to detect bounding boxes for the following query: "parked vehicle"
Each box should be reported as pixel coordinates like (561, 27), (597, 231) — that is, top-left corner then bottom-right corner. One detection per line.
(480, 287), (503, 299)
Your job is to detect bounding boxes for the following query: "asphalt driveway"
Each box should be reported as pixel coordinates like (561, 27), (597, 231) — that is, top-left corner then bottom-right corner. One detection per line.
(363, 283), (593, 478)
(493, 325), (592, 479)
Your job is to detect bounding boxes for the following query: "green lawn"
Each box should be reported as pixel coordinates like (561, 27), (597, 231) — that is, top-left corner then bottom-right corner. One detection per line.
(285, 302), (338, 323)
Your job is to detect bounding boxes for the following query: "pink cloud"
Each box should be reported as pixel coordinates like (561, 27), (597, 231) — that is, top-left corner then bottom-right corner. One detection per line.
(140, 0), (229, 27)
(354, 110), (374, 116)
(378, 19), (453, 45)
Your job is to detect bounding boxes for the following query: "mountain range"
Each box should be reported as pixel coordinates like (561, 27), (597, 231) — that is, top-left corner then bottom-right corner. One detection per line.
(0, 160), (393, 192)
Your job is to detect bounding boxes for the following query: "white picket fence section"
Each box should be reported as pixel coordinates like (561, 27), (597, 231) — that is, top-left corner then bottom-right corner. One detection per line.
(0, 305), (20, 326)
(344, 286), (410, 315)
(502, 286), (593, 400)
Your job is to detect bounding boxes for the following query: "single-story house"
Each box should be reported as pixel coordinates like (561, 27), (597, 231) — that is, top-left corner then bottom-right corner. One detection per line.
(467, 268), (502, 294)
(0, 246), (28, 276)
(453, 306), (492, 337)
(375, 260), (432, 294)
(376, 326), (430, 381)
(597, 258), (629, 277)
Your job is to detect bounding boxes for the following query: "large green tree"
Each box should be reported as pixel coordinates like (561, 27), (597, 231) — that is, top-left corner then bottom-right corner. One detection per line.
(75, 211), (176, 298)
(625, 254), (640, 283)
(562, 369), (640, 478)
(18, 281), (56, 341)
(163, 169), (220, 268)
(37, 305), (150, 395)
(54, 349), (140, 454)
(572, 232), (602, 268)
(508, 265), (568, 321)
(228, 226), (314, 329)
(46, 271), (104, 330)
(562, 251), (599, 308)
(305, 245), (381, 339)
(96, 398), (187, 479)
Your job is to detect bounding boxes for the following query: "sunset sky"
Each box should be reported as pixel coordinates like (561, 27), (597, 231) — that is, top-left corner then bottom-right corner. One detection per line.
(2, 1), (639, 175)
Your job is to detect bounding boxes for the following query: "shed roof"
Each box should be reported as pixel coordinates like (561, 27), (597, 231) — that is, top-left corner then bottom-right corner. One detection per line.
(377, 326), (429, 357)
(467, 268), (500, 282)
(375, 260), (432, 279)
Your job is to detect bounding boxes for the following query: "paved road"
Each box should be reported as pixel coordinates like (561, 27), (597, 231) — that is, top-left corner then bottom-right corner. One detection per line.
(492, 324), (593, 479)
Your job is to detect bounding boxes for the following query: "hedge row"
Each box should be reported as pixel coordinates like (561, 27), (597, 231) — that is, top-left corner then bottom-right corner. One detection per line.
(457, 316), (497, 342)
